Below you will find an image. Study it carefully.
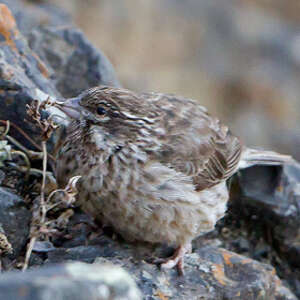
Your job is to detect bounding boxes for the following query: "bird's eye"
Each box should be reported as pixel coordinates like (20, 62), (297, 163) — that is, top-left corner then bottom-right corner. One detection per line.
(111, 111), (120, 118)
(97, 106), (107, 115)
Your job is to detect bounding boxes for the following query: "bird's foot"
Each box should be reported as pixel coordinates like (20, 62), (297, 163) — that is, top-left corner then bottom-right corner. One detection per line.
(151, 243), (192, 275)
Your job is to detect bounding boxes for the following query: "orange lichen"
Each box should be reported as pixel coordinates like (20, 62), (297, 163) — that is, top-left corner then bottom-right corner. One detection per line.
(275, 276), (282, 287)
(154, 290), (169, 300)
(222, 251), (233, 267)
(0, 4), (19, 51)
(0, 5), (50, 79)
(211, 264), (226, 286)
(276, 185), (284, 192)
(5, 97), (14, 106)
(241, 258), (252, 265)
(32, 52), (50, 78)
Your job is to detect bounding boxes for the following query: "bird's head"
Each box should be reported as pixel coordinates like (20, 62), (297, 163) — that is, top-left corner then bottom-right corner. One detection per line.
(55, 86), (159, 143)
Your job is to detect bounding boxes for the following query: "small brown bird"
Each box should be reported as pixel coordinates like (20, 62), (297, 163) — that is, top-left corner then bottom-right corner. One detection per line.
(54, 86), (291, 274)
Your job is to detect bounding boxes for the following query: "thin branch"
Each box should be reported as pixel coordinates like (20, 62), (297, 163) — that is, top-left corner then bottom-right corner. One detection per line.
(0, 120), (10, 138)
(22, 98), (65, 271)
(0, 120), (42, 152)
(22, 140), (48, 271)
(11, 150), (31, 180)
(6, 132), (55, 162)
(9, 165), (56, 184)
(22, 236), (36, 271)
(40, 141), (47, 224)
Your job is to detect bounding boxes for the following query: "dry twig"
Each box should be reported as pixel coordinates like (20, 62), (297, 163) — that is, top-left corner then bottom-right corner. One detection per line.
(0, 120), (41, 152)
(23, 99), (57, 271)
(0, 232), (13, 255)
(23, 99), (80, 271)
(0, 120), (56, 162)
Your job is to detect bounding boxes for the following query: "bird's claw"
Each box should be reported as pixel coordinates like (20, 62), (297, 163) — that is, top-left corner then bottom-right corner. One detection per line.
(148, 243), (191, 276)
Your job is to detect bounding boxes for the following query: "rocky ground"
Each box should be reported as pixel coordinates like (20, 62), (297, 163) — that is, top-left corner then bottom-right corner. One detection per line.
(0, 1), (299, 299)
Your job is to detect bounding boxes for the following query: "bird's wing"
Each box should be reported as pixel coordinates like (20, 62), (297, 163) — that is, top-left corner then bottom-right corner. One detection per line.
(143, 92), (242, 191)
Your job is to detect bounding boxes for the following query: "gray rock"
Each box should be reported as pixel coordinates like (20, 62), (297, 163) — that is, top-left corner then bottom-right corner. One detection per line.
(45, 233), (297, 300)
(0, 3), (119, 149)
(232, 163), (300, 265)
(1, 0), (72, 35)
(0, 169), (6, 185)
(0, 262), (141, 300)
(0, 3), (60, 148)
(0, 187), (30, 259)
(28, 26), (120, 98)
(230, 162), (300, 298)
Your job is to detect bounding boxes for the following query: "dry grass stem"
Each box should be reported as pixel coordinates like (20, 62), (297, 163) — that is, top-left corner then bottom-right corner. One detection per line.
(22, 237), (36, 271)
(23, 99), (58, 271)
(11, 150), (31, 179)
(6, 134), (55, 162)
(26, 99), (58, 141)
(0, 120), (42, 152)
(23, 98), (81, 271)
(47, 175), (81, 207)
(0, 232), (13, 255)
(22, 140), (48, 271)
(0, 99), (67, 270)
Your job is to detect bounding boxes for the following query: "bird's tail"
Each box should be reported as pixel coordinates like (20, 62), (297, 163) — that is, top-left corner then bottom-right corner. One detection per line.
(238, 147), (293, 169)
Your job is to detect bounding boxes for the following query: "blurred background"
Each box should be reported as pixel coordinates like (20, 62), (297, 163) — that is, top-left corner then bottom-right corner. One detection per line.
(52, 0), (300, 159)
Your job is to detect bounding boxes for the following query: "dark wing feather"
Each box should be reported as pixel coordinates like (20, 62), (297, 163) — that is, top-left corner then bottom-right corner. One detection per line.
(193, 128), (242, 190)
(144, 93), (242, 191)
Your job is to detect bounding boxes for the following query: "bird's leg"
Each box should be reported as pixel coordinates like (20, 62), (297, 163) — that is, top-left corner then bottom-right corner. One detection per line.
(156, 243), (192, 275)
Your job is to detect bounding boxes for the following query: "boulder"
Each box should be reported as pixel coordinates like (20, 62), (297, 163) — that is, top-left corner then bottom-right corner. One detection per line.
(0, 262), (141, 300)
(0, 187), (30, 260)
(230, 163), (300, 297)
(0, 2), (119, 149)
(45, 231), (297, 300)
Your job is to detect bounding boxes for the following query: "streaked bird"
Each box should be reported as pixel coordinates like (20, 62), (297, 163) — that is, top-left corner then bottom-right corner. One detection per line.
(54, 86), (292, 274)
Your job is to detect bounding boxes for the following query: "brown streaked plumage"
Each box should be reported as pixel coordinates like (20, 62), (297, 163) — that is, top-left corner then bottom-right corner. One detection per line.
(54, 86), (292, 274)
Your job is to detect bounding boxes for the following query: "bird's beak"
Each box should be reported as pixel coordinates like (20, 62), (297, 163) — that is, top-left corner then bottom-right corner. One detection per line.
(55, 97), (82, 120)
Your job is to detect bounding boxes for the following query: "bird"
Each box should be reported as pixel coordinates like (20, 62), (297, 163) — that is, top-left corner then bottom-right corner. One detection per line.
(54, 86), (292, 274)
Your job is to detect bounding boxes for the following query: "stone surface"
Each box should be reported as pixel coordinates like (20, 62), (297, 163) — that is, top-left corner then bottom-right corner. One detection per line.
(230, 163), (300, 298)
(0, 3), (60, 148)
(44, 229), (297, 300)
(0, 0), (71, 35)
(231, 164), (300, 266)
(0, 2), (119, 149)
(0, 187), (30, 259)
(0, 262), (141, 300)
(28, 26), (120, 98)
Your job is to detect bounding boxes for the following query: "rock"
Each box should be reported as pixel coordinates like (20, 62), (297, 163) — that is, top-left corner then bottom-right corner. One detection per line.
(0, 262), (141, 300)
(1, 0), (72, 35)
(44, 232), (297, 300)
(0, 3), (119, 149)
(0, 187), (30, 259)
(0, 3), (60, 148)
(0, 170), (5, 185)
(231, 163), (300, 265)
(47, 245), (104, 264)
(230, 162), (300, 297)
(28, 26), (120, 98)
